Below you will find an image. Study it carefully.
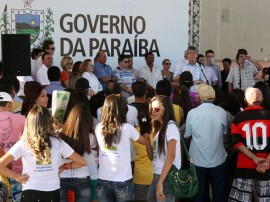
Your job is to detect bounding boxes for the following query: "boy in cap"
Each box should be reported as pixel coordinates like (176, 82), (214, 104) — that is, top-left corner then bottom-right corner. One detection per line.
(0, 92), (25, 201)
(75, 77), (95, 98)
(229, 87), (270, 201)
(185, 84), (228, 202)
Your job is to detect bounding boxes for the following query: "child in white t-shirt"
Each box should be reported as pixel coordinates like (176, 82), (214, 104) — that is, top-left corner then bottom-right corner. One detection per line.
(145, 95), (181, 202)
(95, 94), (146, 202)
(0, 105), (87, 202)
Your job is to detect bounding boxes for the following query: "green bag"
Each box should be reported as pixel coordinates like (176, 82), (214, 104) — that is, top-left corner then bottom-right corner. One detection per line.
(168, 134), (199, 198)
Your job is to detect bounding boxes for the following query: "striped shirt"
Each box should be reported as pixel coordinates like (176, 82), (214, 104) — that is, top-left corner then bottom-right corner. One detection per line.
(231, 106), (270, 180)
(226, 63), (258, 90)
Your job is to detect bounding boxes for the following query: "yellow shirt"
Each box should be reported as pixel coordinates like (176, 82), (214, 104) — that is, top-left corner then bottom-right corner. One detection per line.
(11, 101), (22, 113)
(173, 104), (181, 126)
(133, 127), (153, 185)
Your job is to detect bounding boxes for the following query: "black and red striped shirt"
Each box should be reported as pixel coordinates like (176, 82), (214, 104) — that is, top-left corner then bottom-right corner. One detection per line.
(231, 106), (270, 180)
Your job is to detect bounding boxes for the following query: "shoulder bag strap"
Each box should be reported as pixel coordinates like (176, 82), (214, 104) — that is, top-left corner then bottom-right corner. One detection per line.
(165, 121), (191, 163)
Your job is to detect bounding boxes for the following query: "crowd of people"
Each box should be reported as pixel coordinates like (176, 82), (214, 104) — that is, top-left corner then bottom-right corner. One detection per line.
(0, 39), (270, 202)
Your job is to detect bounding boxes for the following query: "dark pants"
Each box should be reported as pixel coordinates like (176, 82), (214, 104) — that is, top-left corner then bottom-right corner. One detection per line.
(193, 162), (227, 202)
(21, 189), (60, 202)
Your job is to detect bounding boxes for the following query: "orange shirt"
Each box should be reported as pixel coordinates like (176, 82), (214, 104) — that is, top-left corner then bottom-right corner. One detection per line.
(60, 70), (71, 88)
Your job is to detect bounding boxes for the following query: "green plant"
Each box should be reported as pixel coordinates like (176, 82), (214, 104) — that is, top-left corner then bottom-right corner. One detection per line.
(0, 5), (11, 34)
(44, 7), (54, 40)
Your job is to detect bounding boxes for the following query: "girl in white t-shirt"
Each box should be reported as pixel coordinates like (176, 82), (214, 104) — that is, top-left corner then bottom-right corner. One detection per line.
(96, 94), (145, 202)
(0, 105), (87, 202)
(145, 95), (181, 202)
(59, 103), (97, 202)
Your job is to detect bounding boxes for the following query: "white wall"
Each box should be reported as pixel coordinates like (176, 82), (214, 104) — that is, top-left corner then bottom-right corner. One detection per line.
(0, 0), (189, 69)
(200, 0), (270, 61)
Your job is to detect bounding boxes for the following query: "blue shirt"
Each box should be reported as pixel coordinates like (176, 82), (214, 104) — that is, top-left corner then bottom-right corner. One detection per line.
(206, 63), (222, 87)
(93, 62), (114, 89)
(173, 62), (206, 91)
(45, 81), (65, 94)
(185, 103), (228, 167)
(114, 68), (136, 98)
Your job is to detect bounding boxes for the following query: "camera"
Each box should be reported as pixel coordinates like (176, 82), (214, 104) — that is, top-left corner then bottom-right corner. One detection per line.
(262, 67), (270, 88)
(262, 67), (270, 75)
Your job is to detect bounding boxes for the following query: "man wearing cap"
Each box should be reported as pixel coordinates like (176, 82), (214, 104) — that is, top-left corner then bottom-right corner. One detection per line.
(229, 88), (270, 201)
(0, 92), (25, 201)
(185, 84), (228, 202)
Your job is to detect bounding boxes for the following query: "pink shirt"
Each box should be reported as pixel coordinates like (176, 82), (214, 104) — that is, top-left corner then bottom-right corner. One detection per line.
(0, 111), (25, 173)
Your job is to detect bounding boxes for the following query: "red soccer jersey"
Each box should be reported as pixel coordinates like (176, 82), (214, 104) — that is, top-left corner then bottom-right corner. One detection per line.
(231, 106), (270, 180)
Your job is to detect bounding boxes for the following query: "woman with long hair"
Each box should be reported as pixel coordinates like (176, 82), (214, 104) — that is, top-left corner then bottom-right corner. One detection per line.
(96, 94), (145, 202)
(146, 95), (181, 202)
(72, 61), (83, 74)
(172, 85), (193, 122)
(59, 103), (98, 202)
(0, 105), (86, 202)
(67, 72), (82, 90)
(21, 85), (48, 116)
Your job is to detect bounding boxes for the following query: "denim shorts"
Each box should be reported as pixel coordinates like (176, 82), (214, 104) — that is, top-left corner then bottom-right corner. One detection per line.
(97, 178), (134, 202)
(9, 178), (22, 202)
(60, 177), (92, 202)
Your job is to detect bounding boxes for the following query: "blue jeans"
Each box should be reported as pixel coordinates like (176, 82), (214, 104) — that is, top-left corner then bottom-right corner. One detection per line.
(97, 178), (134, 202)
(60, 177), (92, 202)
(147, 174), (175, 202)
(193, 162), (227, 202)
(9, 178), (22, 202)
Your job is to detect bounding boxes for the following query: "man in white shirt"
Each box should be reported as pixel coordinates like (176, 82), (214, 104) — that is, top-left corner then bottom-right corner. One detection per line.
(139, 52), (162, 90)
(174, 50), (188, 73)
(42, 39), (55, 55)
(35, 40), (55, 73)
(226, 50), (261, 92)
(205, 50), (222, 88)
(30, 48), (43, 81)
(197, 54), (218, 86)
(174, 46), (205, 91)
(37, 52), (53, 86)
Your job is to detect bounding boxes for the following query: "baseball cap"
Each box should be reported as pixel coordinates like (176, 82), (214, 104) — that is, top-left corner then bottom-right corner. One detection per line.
(245, 87), (263, 104)
(179, 71), (193, 85)
(197, 84), (215, 101)
(75, 78), (90, 90)
(0, 92), (13, 102)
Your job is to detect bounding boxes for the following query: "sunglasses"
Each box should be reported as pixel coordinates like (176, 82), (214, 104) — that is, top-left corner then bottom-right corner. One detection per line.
(165, 63), (171, 65)
(151, 107), (163, 113)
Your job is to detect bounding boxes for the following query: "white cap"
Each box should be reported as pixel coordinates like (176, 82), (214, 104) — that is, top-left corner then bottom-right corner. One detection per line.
(0, 92), (13, 102)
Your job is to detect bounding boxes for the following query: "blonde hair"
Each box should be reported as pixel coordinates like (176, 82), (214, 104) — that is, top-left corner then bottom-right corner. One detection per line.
(100, 94), (128, 147)
(81, 59), (92, 73)
(23, 105), (55, 164)
(68, 72), (82, 89)
(60, 56), (73, 71)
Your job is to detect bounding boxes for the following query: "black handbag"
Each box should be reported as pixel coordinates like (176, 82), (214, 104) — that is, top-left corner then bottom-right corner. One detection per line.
(168, 133), (199, 198)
